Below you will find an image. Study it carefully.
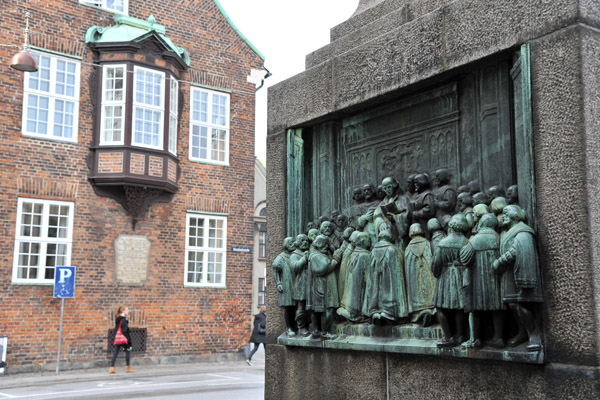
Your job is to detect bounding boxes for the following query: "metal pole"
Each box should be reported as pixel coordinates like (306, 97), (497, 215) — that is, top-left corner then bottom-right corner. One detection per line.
(56, 297), (65, 375)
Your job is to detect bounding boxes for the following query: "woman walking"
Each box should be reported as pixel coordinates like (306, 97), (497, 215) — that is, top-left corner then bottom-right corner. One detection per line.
(246, 306), (266, 365)
(109, 306), (134, 373)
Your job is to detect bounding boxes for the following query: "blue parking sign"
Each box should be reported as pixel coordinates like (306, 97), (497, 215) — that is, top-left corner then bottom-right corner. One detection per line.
(54, 266), (76, 299)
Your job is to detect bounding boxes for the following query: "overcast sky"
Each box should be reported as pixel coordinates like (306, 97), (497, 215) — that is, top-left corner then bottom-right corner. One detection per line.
(217, 0), (360, 165)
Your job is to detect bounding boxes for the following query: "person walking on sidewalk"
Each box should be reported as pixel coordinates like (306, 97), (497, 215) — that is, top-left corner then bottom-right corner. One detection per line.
(109, 306), (134, 373)
(246, 306), (266, 365)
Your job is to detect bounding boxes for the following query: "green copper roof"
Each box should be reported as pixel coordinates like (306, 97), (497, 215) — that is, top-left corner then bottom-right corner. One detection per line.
(85, 14), (190, 67)
(213, 0), (265, 61)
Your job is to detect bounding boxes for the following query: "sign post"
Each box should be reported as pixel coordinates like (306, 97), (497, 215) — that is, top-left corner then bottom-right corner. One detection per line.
(53, 266), (75, 375)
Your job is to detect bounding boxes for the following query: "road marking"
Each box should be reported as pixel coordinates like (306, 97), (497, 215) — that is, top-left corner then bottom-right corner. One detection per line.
(0, 376), (263, 398)
(206, 373), (240, 380)
(0, 393), (17, 398)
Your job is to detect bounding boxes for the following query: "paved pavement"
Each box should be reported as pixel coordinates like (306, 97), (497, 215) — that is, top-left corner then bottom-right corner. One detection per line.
(0, 347), (264, 399)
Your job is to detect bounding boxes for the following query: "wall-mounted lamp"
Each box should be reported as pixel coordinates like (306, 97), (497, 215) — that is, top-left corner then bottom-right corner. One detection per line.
(10, 12), (37, 72)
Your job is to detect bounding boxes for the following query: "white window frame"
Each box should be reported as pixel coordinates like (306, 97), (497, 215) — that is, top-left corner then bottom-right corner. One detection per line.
(12, 198), (74, 285)
(184, 214), (227, 287)
(189, 87), (230, 165)
(258, 230), (266, 259)
(100, 64), (127, 145)
(168, 76), (179, 155)
(132, 66), (165, 150)
(79, 0), (128, 15)
(258, 277), (266, 306)
(22, 51), (80, 143)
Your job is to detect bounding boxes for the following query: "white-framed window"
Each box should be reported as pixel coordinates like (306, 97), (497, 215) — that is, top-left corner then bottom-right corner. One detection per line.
(79, 0), (128, 14)
(258, 230), (266, 259)
(22, 51), (80, 143)
(185, 214), (227, 287)
(100, 64), (126, 145)
(12, 198), (74, 284)
(132, 66), (165, 150)
(168, 76), (178, 155)
(258, 277), (266, 306)
(189, 87), (230, 165)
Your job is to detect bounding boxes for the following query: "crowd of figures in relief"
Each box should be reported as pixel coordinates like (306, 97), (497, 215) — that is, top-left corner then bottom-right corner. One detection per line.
(273, 169), (544, 352)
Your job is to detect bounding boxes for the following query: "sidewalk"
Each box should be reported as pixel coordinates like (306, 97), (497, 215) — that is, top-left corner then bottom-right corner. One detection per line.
(0, 346), (265, 390)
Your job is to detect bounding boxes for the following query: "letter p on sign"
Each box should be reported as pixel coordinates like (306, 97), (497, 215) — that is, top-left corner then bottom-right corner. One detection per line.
(54, 266), (76, 299)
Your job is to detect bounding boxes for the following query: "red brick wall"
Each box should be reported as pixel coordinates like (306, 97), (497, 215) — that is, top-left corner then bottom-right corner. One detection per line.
(0, 0), (261, 371)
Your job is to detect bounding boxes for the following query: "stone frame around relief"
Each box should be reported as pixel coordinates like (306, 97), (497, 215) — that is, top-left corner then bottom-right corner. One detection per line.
(278, 45), (543, 364)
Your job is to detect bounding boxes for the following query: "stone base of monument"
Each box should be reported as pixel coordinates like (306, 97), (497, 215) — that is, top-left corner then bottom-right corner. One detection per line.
(277, 322), (544, 364)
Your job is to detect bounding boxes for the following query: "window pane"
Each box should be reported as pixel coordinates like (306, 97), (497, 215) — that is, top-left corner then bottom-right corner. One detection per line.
(24, 52), (79, 140)
(105, 66), (125, 102)
(106, 0), (125, 12)
(188, 218), (204, 247)
(185, 215), (226, 285)
(169, 115), (177, 154)
(14, 200), (73, 283)
(20, 202), (43, 237)
(45, 266), (55, 280)
(211, 129), (226, 162)
(188, 250), (204, 284)
(212, 94), (227, 126)
(28, 54), (51, 92)
(103, 105), (123, 142)
(26, 94), (50, 135)
(206, 252), (223, 284)
(53, 100), (75, 138)
(191, 125), (208, 160)
(170, 78), (178, 114)
(135, 68), (162, 107)
(55, 59), (77, 97)
(133, 107), (161, 147)
(192, 91), (208, 122)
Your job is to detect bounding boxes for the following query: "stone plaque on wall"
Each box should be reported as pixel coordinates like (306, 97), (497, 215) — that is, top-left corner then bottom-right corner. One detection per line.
(115, 235), (151, 284)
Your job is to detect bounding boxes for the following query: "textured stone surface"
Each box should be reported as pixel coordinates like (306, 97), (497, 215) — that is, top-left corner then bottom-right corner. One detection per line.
(332, 9), (444, 111)
(388, 354), (600, 399)
(581, 26), (600, 364)
(309, 0), (454, 68)
(266, 131), (288, 342)
(443, 0), (576, 67)
(332, 0), (454, 42)
(266, 344), (387, 400)
(268, 63), (333, 133)
(268, 0), (586, 133)
(266, 0), (600, 398)
(530, 26), (598, 366)
(579, 0), (600, 27)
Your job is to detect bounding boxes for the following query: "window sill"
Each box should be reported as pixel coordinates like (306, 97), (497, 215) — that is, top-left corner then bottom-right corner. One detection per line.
(188, 158), (230, 167)
(184, 284), (227, 289)
(22, 133), (78, 145)
(11, 281), (54, 286)
(79, 3), (127, 16)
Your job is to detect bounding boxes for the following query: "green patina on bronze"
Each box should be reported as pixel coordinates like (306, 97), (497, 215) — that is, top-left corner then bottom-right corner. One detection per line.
(279, 45), (543, 363)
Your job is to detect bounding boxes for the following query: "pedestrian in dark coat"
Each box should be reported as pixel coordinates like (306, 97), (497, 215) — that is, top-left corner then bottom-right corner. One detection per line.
(109, 306), (134, 373)
(246, 306), (266, 365)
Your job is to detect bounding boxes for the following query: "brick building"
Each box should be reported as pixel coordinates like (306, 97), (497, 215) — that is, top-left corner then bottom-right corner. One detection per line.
(0, 0), (264, 373)
(252, 158), (266, 315)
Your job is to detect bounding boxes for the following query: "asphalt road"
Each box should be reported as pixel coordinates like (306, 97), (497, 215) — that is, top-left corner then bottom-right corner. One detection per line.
(0, 347), (264, 400)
